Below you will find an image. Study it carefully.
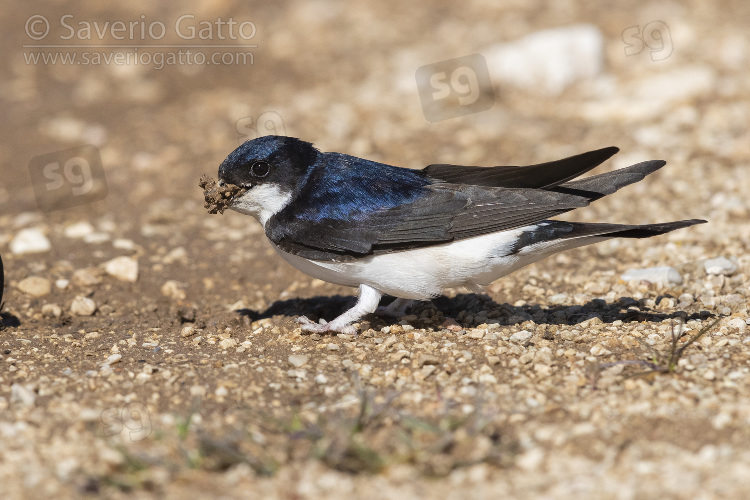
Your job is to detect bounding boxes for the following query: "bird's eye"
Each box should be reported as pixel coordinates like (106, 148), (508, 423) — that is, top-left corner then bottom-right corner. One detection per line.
(251, 161), (271, 177)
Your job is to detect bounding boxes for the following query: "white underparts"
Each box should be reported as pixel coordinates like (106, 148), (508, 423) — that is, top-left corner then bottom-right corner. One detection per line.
(274, 227), (535, 300)
(274, 227), (612, 301)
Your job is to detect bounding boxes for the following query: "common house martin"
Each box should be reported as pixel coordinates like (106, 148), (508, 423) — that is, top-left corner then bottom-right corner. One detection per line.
(216, 136), (705, 334)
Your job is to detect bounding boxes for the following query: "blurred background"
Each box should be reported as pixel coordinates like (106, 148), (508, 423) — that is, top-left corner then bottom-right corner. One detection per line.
(2, 0), (748, 231)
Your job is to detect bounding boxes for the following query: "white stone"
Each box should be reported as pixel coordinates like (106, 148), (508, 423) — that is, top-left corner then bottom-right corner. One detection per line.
(727, 318), (746, 333)
(549, 293), (569, 305)
(590, 345), (611, 356)
(103, 256), (138, 282)
(113, 238), (136, 250)
(17, 276), (51, 297)
(219, 338), (237, 349)
(103, 353), (122, 366)
(621, 266), (683, 286)
(63, 221), (95, 239)
(71, 296), (97, 316)
(72, 268), (102, 287)
(10, 228), (51, 255)
(42, 303), (62, 318)
(10, 384), (36, 407)
(704, 256), (738, 276)
(161, 280), (186, 300)
(510, 330), (533, 344)
(484, 24), (603, 95)
(162, 247), (187, 264)
(83, 232), (111, 244)
(288, 354), (310, 368)
(468, 329), (485, 339)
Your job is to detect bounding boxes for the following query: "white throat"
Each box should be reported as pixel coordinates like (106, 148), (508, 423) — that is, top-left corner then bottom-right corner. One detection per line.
(230, 184), (293, 227)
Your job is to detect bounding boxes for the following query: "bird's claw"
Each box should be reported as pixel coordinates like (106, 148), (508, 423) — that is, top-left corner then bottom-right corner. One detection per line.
(296, 316), (357, 335)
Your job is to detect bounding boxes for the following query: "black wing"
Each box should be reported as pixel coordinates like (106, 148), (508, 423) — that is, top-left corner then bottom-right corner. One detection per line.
(269, 185), (591, 261)
(423, 146), (619, 188)
(266, 158), (667, 262)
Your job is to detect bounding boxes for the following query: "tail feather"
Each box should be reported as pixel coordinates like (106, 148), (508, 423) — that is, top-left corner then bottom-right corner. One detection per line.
(550, 160), (666, 201)
(424, 146), (620, 189)
(512, 219), (706, 254)
(591, 219), (706, 239)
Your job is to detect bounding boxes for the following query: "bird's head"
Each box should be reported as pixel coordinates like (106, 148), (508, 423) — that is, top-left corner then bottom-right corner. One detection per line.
(217, 135), (319, 223)
(218, 135), (318, 191)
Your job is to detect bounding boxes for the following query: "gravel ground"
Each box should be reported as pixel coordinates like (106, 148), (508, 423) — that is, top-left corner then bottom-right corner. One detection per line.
(1, 1), (749, 498)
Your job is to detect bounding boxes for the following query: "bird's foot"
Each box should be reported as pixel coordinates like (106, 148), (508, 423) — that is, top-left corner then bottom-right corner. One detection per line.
(295, 284), (382, 336)
(296, 316), (358, 335)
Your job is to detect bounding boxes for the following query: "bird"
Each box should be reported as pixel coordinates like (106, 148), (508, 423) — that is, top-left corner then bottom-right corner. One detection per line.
(216, 135), (705, 334)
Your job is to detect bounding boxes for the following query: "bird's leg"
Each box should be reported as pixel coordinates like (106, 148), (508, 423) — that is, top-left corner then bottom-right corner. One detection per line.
(297, 284), (382, 335)
(376, 298), (414, 318)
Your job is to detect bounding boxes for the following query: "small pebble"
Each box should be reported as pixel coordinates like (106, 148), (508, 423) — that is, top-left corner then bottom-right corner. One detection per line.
(549, 293), (569, 305)
(63, 221), (95, 239)
(70, 296), (97, 316)
(510, 330), (533, 344)
(83, 232), (110, 244)
(678, 293), (694, 306)
(288, 354), (310, 368)
(442, 318), (462, 331)
(418, 354), (440, 367)
(727, 318), (746, 333)
(621, 266), (683, 285)
(468, 329), (486, 339)
(17, 276), (51, 297)
(704, 256), (737, 276)
(10, 384), (37, 407)
(391, 350), (410, 361)
(10, 228), (51, 255)
(102, 353), (122, 366)
(103, 256), (139, 282)
(483, 24), (604, 96)
(219, 338), (237, 349)
(72, 268), (102, 287)
(41, 303), (62, 318)
(161, 280), (187, 300)
(113, 238), (136, 250)
(590, 345), (611, 356)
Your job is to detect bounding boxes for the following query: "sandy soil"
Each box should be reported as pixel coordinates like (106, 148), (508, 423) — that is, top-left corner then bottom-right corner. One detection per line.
(1, 1), (749, 498)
